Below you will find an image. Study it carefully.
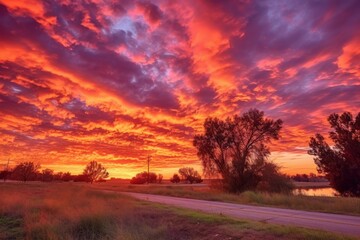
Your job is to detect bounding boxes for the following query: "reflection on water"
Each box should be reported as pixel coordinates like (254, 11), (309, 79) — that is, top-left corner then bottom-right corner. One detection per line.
(293, 187), (338, 197)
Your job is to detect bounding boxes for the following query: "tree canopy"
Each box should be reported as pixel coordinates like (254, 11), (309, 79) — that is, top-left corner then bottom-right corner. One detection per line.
(12, 162), (40, 182)
(193, 109), (288, 193)
(178, 167), (203, 184)
(309, 112), (360, 197)
(130, 171), (158, 184)
(170, 173), (181, 183)
(83, 161), (109, 183)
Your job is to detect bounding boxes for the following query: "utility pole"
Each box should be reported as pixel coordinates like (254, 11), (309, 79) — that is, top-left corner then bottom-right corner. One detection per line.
(147, 155), (151, 184)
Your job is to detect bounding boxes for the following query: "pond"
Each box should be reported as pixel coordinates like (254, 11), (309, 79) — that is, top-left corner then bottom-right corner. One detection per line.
(293, 187), (338, 197)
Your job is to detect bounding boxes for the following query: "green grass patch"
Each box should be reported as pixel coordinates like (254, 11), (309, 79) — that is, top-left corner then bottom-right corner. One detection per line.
(0, 214), (24, 240)
(146, 201), (357, 240)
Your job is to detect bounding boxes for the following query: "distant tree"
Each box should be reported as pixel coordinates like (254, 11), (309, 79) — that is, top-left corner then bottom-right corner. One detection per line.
(83, 161), (109, 184)
(74, 174), (91, 182)
(309, 112), (360, 197)
(158, 174), (163, 184)
(0, 170), (12, 182)
(170, 173), (181, 183)
(41, 168), (54, 182)
(12, 162), (40, 182)
(130, 171), (157, 184)
(178, 167), (203, 184)
(61, 172), (73, 182)
(54, 172), (63, 181)
(194, 109), (285, 193)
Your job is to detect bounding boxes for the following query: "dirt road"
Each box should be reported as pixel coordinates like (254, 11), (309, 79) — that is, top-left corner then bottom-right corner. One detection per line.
(124, 192), (360, 237)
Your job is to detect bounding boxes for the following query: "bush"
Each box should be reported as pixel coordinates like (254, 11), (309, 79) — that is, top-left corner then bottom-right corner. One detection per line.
(256, 163), (294, 193)
(178, 167), (203, 184)
(170, 174), (180, 183)
(130, 172), (157, 184)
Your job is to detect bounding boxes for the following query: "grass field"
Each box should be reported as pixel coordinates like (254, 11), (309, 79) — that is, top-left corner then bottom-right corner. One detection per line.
(89, 182), (360, 216)
(0, 182), (357, 240)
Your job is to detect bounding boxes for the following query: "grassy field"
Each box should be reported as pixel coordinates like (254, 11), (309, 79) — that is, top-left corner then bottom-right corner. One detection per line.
(0, 182), (357, 240)
(89, 182), (360, 216)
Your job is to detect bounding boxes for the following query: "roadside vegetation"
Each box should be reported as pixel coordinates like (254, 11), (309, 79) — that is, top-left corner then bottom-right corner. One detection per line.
(91, 182), (360, 216)
(0, 182), (356, 240)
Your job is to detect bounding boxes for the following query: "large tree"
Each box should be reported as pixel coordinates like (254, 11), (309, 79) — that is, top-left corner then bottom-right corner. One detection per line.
(193, 109), (285, 193)
(83, 161), (109, 183)
(308, 112), (360, 197)
(12, 162), (40, 182)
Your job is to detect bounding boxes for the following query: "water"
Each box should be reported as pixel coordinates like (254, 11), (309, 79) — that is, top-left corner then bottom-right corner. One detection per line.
(293, 187), (338, 197)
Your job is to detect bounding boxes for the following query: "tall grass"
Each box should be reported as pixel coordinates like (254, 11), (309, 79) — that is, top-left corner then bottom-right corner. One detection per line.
(0, 182), (357, 240)
(0, 182), (162, 239)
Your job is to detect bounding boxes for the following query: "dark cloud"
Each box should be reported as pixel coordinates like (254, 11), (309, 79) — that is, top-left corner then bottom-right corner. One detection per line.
(137, 1), (163, 24)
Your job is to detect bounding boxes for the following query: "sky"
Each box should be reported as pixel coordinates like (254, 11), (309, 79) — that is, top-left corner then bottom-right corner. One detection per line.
(0, 0), (359, 178)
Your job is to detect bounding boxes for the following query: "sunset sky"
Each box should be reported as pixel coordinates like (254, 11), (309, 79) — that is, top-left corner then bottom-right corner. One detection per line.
(0, 0), (359, 178)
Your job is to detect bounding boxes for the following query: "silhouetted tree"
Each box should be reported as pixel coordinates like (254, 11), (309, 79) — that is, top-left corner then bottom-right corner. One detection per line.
(309, 112), (360, 197)
(158, 174), (163, 184)
(170, 173), (181, 183)
(41, 168), (54, 182)
(290, 173), (326, 182)
(74, 174), (91, 182)
(12, 162), (40, 182)
(130, 171), (157, 184)
(61, 172), (73, 182)
(194, 109), (285, 193)
(178, 167), (203, 184)
(256, 162), (294, 193)
(0, 170), (12, 182)
(83, 161), (109, 183)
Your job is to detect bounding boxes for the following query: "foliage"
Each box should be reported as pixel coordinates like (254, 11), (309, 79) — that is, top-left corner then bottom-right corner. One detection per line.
(41, 168), (54, 182)
(74, 174), (91, 182)
(83, 161), (109, 183)
(0, 170), (12, 181)
(158, 174), (163, 184)
(256, 162), (294, 193)
(11, 162), (40, 182)
(130, 172), (157, 184)
(61, 172), (73, 182)
(309, 111), (360, 197)
(170, 174), (180, 183)
(290, 173), (327, 182)
(193, 109), (286, 193)
(178, 167), (203, 184)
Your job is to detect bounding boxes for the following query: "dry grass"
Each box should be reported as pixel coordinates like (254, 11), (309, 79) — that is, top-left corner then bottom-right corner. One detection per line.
(90, 182), (360, 216)
(0, 182), (357, 240)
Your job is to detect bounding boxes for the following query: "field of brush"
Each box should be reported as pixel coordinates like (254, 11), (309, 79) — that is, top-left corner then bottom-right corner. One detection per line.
(0, 182), (357, 240)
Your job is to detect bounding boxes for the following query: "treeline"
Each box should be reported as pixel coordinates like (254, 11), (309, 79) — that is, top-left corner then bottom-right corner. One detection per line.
(289, 173), (327, 182)
(0, 161), (109, 183)
(130, 167), (203, 184)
